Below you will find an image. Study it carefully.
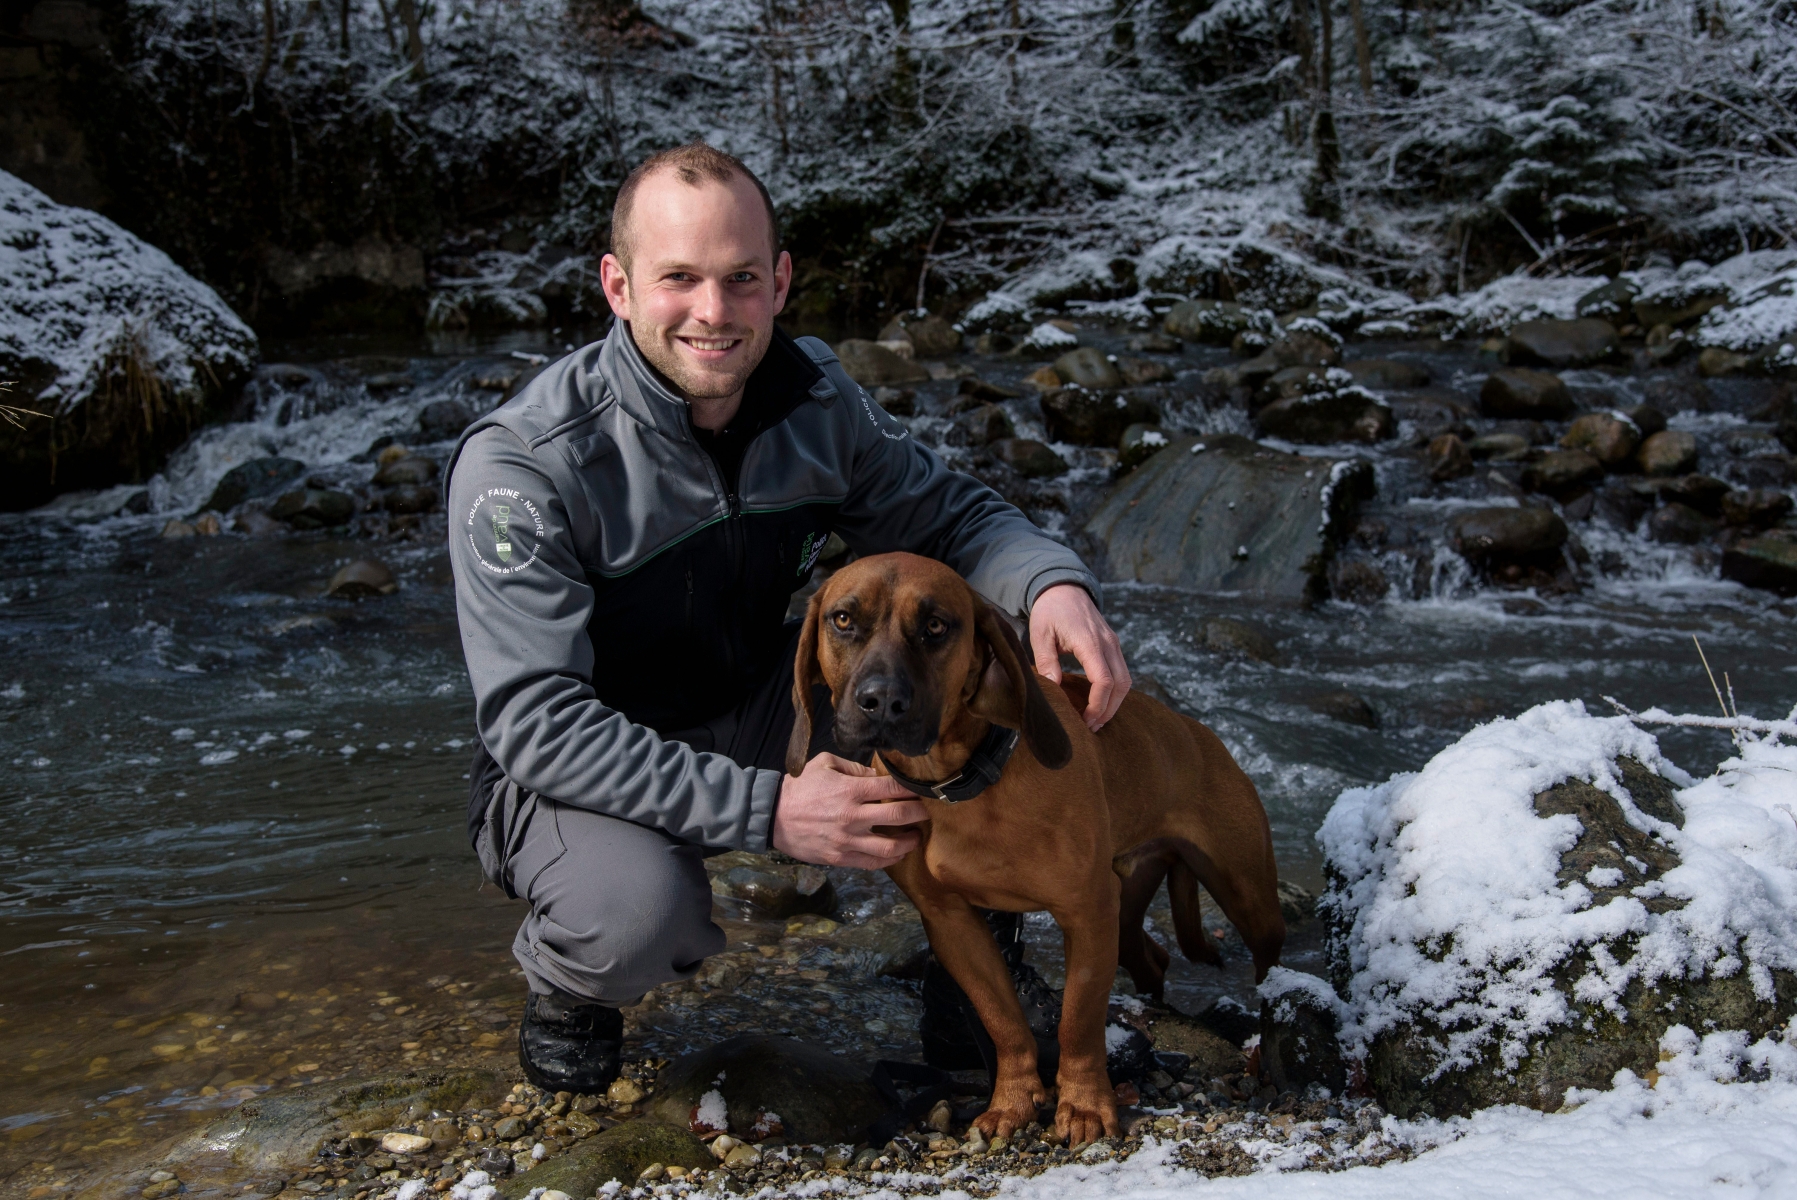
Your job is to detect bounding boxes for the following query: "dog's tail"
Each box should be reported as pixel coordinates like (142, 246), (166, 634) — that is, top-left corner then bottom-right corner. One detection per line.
(1166, 859), (1223, 968)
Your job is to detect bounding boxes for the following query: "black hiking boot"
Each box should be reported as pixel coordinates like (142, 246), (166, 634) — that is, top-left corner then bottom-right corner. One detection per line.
(920, 910), (1061, 1082)
(518, 990), (623, 1093)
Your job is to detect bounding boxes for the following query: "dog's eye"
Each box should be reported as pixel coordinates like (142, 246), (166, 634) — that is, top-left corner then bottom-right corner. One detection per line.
(830, 611), (853, 632)
(923, 616), (947, 637)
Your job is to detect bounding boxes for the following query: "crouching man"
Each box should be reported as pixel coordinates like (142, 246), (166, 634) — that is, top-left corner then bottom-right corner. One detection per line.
(447, 142), (1129, 1091)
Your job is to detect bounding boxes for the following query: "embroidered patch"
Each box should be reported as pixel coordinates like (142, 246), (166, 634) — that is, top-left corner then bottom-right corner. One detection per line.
(465, 487), (546, 575)
(796, 530), (830, 577)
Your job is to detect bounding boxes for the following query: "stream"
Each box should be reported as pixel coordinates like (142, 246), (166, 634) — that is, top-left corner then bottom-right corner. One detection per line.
(1, 320), (1792, 1193)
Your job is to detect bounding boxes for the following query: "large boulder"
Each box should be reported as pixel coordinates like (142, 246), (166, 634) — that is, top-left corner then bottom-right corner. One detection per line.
(1053, 347), (1124, 390)
(1039, 387), (1160, 445)
(1449, 506), (1568, 565)
(1520, 449), (1603, 498)
(1722, 530), (1797, 595)
(1082, 434), (1373, 602)
(1480, 369), (1574, 420)
(1254, 385), (1395, 445)
(833, 339), (930, 386)
(1505, 318), (1619, 368)
(204, 456), (308, 513)
(0, 169), (259, 508)
(1560, 412), (1640, 469)
(645, 1036), (891, 1144)
(1318, 703), (1797, 1118)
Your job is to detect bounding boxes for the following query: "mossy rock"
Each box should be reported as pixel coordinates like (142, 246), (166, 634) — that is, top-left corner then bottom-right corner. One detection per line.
(497, 1122), (709, 1198)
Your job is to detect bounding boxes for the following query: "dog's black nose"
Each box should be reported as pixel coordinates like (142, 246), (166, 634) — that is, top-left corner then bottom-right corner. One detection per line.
(855, 674), (911, 722)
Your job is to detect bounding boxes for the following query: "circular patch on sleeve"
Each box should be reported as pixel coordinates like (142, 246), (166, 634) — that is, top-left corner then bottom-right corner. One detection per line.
(464, 487), (547, 575)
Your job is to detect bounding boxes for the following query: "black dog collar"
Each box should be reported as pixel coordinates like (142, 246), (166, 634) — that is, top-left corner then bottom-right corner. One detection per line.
(878, 724), (1020, 803)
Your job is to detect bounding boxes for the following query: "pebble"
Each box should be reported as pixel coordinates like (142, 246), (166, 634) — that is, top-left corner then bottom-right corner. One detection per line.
(380, 1134), (433, 1156)
(605, 1078), (645, 1106)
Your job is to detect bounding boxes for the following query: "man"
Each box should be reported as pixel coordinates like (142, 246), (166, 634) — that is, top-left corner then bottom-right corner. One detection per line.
(448, 142), (1129, 1093)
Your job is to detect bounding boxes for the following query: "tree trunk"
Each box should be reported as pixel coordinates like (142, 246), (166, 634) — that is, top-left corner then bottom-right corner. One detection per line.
(393, 0), (426, 79)
(1290, 0), (1317, 97)
(254, 0), (276, 89)
(1348, 0), (1373, 95)
(340, 0), (350, 55)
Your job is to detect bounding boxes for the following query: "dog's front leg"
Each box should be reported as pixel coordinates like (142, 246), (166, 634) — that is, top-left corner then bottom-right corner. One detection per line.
(1050, 892), (1123, 1145)
(900, 882), (1046, 1138)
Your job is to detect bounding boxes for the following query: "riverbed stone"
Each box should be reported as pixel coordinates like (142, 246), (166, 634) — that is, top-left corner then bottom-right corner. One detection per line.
(271, 488), (358, 529)
(1720, 488), (1794, 528)
(709, 857), (835, 919)
(951, 402), (1013, 446)
(1039, 387), (1159, 445)
(878, 312), (962, 358)
(818, 903), (929, 978)
(1560, 412), (1640, 469)
(1467, 432), (1531, 462)
(1350, 758), (1795, 1119)
(495, 1123), (708, 1199)
(1329, 559), (1390, 606)
(1255, 389), (1394, 444)
(1722, 531), (1797, 594)
(1429, 433), (1474, 481)
(1196, 617), (1284, 665)
(1053, 347), (1124, 390)
(990, 437), (1068, 478)
(646, 1036), (890, 1145)
(1575, 278), (1638, 322)
(1504, 319), (1619, 368)
(1638, 430), (1698, 476)
(1118, 423), (1169, 471)
(1268, 332), (1341, 369)
(373, 455), (438, 487)
(1117, 355), (1175, 386)
(1448, 507), (1568, 565)
(1655, 473), (1730, 514)
(206, 457), (308, 513)
(1480, 369), (1574, 420)
(1083, 434), (1373, 601)
(1305, 690), (1379, 727)
(1648, 501), (1716, 544)
(327, 559), (398, 598)
(834, 340), (930, 387)
(1163, 299), (1254, 345)
(1521, 450), (1603, 498)
(1698, 347), (1751, 377)
(1343, 359), (1430, 390)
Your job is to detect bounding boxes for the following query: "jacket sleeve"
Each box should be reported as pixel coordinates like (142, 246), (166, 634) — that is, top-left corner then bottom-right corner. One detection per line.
(828, 386), (1101, 616)
(448, 426), (781, 851)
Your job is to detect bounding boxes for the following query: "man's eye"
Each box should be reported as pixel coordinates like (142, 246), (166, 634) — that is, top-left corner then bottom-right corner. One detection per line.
(729, 272), (757, 283)
(924, 616), (947, 637)
(831, 612), (853, 631)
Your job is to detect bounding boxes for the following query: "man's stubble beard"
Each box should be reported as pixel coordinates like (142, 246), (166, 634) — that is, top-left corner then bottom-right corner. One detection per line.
(629, 315), (769, 402)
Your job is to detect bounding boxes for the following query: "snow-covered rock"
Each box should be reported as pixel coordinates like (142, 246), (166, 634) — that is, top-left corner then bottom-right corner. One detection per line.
(1315, 701), (1797, 1118)
(0, 169), (257, 506)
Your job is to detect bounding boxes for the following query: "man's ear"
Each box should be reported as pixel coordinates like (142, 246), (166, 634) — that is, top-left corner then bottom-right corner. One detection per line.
(972, 602), (1073, 770)
(785, 592), (825, 777)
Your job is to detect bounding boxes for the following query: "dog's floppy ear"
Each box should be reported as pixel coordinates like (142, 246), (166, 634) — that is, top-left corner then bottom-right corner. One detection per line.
(785, 592), (825, 777)
(972, 601), (1073, 770)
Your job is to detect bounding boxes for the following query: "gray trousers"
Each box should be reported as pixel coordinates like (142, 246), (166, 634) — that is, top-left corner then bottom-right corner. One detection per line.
(473, 627), (824, 1005)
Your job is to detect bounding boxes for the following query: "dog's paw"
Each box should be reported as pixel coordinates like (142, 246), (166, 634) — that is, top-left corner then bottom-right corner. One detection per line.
(1053, 1087), (1119, 1146)
(972, 1083), (1045, 1140)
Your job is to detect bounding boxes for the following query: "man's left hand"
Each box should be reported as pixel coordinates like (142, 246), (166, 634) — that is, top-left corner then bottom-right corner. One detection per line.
(1028, 583), (1130, 732)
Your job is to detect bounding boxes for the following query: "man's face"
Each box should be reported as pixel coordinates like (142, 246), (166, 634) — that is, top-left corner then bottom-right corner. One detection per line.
(599, 172), (792, 404)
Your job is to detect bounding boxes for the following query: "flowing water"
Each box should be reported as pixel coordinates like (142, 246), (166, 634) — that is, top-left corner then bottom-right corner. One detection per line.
(2, 322), (1792, 1194)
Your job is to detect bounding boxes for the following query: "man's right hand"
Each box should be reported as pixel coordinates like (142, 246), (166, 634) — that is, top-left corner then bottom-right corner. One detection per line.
(772, 754), (928, 869)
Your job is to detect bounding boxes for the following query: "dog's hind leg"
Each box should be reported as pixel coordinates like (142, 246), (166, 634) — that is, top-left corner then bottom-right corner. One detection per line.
(1114, 851), (1173, 999)
(1166, 859), (1223, 969)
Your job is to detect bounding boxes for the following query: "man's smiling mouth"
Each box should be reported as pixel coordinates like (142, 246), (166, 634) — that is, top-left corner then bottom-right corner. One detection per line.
(680, 336), (742, 352)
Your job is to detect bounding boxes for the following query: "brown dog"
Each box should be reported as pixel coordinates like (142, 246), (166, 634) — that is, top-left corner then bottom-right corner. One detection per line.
(785, 552), (1284, 1145)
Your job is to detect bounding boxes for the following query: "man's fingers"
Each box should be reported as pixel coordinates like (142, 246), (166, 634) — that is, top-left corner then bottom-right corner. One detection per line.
(1033, 624), (1063, 684)
(857, 798), (931, 828)
(813, 752), (878, 777)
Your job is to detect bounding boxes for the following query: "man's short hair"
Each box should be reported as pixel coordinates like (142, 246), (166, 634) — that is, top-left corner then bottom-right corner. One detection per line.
(610, 143), (781, 269)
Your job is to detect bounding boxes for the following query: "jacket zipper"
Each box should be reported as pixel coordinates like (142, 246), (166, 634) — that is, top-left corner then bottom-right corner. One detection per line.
(722, 491), (743, 676)
(684, 565), (694, 635)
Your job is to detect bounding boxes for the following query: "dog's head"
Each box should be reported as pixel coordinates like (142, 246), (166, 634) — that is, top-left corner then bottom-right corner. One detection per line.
(785, 552), (1073, 777)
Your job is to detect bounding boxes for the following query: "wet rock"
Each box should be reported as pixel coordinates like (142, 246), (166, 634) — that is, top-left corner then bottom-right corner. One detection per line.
(1559, 412), (1640, 470)
(1391, 391), (1475, 440)
(1698, 347), (1751, 377)
(1329, 560), (1389, 606)
(1635, 286), (1728, 330)
(1428, 433), (1474, 481)
(1021, 365), (1062, 391)
(990, 438), (1067, 478)
(819, 904), (929, 978)
(646, 1035), (890, 1144)
(1722, 531), (1797, 595)
(492, 1115), (528, 1140)
(234, 509), (288, 537)
(833, 340), (930, 387)
(1118, 423), (1169, 471)
(1480, 368), (1574, 420)
(1720, 488), (1794, 529)
(1268, 332), (1341, 369)
(382, 484), (438, 514)
(956, 376), (1022, 402)
(1643, 377), (1712, 413)
(710, 858), (835, 919)
(974, 331), (1014, 354)
(1259, 972), (1347, 1097)
(1575, 278), (1638, 322)
(1625, 405), (1669, 438)
(1085, 435), (1372, 601)
(1343, 359), (1430, 390)
(327, 559), (398, 598)
(1520, 450), (1602, 499)
(1467, 432), (1531, 462)
(379, 1133), (432, 1155)
(1648, 502), (1716, 544)
(419, 398), (479, 441)
(1039, 387), (1160, 446)
(192, 512), (223, 535)
(1638, 430), (1698, 476)
(1504, 319), (1619, 368)
(872, 387), (915, 415)
(1129, 331), (1181, 353)
(495, 1123), (708, 1199)
(1305, 690), (1379, 727)
(373, 456), (438, 487)
(271, 488), (358, 529)
(1117, 356), (1175, 387)
(1163, 299), (1255, 345)
(1259, 364), (1329, 402)
(878, 312), (962, 358)
(1656, 473), (1730, 514)
(951, 403), (1013, 447)
(1196, 616), (1284, 665)
(1053, 347), (1125, 390)
(207, 457), (308, 513)
(1449, 507), (1568, 565)
(160, 518), (197, 539)
(1255, 389), (1395, 444)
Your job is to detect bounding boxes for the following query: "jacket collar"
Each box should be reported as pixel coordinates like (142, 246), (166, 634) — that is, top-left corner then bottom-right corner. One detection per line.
(597, 319), (825, 438)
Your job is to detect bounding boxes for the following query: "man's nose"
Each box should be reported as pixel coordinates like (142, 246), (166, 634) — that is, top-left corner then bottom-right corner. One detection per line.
(855, 674), (912, 723)
(690, 279), (729, 327)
